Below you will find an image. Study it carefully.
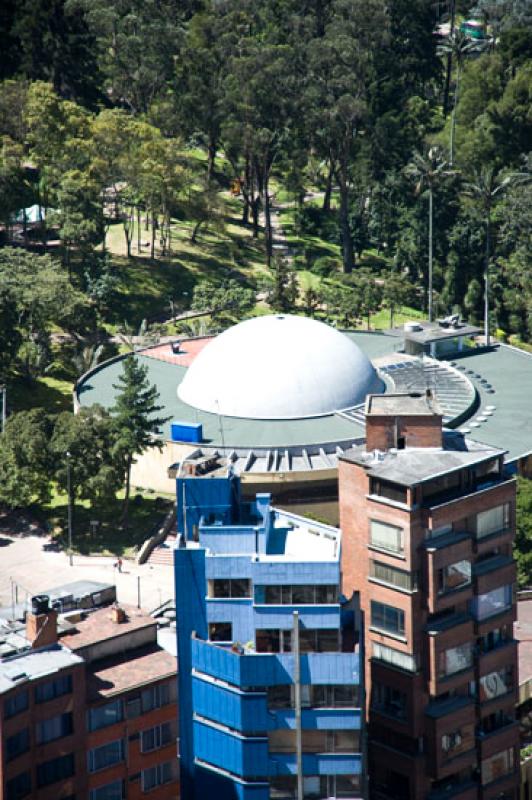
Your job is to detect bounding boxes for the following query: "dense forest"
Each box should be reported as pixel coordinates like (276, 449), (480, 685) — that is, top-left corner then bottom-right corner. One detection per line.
(0, 0), (531, 557)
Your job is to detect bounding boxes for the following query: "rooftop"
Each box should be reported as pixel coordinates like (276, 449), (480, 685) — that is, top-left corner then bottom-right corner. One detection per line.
(365, 391), (442, 417)
(266, 509), (340, 561)
(60, 604), (157, 652)
(341, 431), (504, 486)
(0, 644), (83, 695)
(402, 320), (481, 344)
(86, 643), (177, 701)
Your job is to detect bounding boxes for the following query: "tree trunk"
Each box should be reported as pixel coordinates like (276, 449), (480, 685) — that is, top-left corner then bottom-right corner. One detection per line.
(322, 158), (335, 212)
(484, 212), (491, 346)
(338, 169), (354, 274)
(443, 0), (456, 117)
(121, 455), (132, 532)
(263, 169), (273, 268)
(150, 213), (156, 259)
(191, 220), (203, 244)
(251, 197), (260, 237)
(207, 135), (216, 183)
(428, 187), (434, 322)
(449, 63), (461, 166)
(124, 214), (132, 259)
(137, 209), (142, 253)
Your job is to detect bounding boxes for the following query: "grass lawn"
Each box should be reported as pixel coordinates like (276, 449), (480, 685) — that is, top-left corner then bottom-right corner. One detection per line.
(38, 488), (174, 558)
(9, 372), (73, 414)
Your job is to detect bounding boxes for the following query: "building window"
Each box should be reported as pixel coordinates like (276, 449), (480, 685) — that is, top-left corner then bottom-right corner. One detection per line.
(423, 471), (461, 501)
(370, 520), (404, 555)
(89, 780), (125, 800)
(438, 561), (471, 594)
(208, 622), (232, 642)
(372, 683), (407, 720)
(475, 504), (510, 539)
(5, 728), (30, 762)
(479, 667), (513, 701)
(88, 700), (123, 732)
(256, 629), (292, 653)
(141, 681), (176, 712)
(267, 684), (359, 709)
(372, 642), (417, 672)
(438, 643), (473, 678)
(478, 624), (512, 653)
(371, 601), (405, 637)
(36, 712), (73, 745)
(88, 739), (125, 773)
(268, 729), (360, 754)
(370, 478), (407, 504)
(299, 628), (339, 652)
(141, 722), (174, 752)
(141, 761), (175, 792)
(36, 753), (75, 788)
(471, 584), (512, 621)
(4, 690), (29, 719)
(5, 770), (31, 800)
(370, 560), (417, 591)
(209, 578), (251, 598)
(481, 748), (514, 785)
(34, 674), (72, 704)
(441, 724), (474, 755)
(269, 775), (360, 799)
(255, 584), (338, 605)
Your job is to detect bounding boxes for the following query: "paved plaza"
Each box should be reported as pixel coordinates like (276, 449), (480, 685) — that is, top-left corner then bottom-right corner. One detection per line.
(0, 531), (175, 616)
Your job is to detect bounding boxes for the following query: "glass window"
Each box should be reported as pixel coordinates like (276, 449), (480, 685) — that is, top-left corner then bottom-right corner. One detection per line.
(36, 712), (73, 745)
(371, 601), (405, 636)
(88, 740), (125, 773)
(4, 690), (29, 719)
(370, 478), (407, 504)
(36, 753), (75, 788)
(5, 728), (30, 762)
(141, 761), (174, 792)
(479, 667), (513, 701)
(267, 685), (291, 708)
(291, 585), (315, 604)
(256, 629), (292, 653)
(479, 625), (512, 653)
(141, 722), (173, 752)
(89, 780), (125, 800)
(372, 642), (417, 671)
(476, 504), (510, 539)
(35, 674), (72, 704)
(438, 561), (471, 594)
(208, 622), (232, 642)
(370, 560), (417, 591)
(481, 748), (514, 785)
(438, 643), (473, 678)
(141, 681), (175, 713)
(370, 520), (404, 554)
(471, 585), (512, 621)
(5, 771), (31, 800)
(210, 579), (251, 598)
(88, 700), (123, 732)
(258, 585), (337, 605)
(298, 628), (339, 652)
(372, 683), (407, 720)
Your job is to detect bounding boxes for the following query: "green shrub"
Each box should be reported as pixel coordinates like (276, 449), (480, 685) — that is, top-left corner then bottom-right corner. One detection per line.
(311, 256), (341, 277)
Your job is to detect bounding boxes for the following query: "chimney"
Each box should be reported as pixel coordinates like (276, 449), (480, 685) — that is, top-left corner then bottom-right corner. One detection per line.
(26, 595), (58, 649)
(111, 605), (126, 624)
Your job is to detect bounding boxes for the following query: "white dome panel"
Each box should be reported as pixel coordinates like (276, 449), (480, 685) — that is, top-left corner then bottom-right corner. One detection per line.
(177, 314), (382, 419)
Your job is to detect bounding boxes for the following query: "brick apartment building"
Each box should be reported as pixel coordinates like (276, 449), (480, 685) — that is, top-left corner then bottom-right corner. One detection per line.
(339, 392), (519, 800)
(0, 597), (178, 800)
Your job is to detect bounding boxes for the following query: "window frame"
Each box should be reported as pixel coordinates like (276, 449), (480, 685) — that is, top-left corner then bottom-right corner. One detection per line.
(369, 520), (404, 556)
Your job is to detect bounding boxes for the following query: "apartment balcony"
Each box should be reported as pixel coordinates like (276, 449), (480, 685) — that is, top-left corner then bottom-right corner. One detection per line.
(273, 708), (362, 731)
(473, 555), (516, 595)
(193, 715), (269, 778)
(426, 613), (475, 694)
(477, 638), (517, 676)
(424, 532), (474, 614)
(428, 779), (478, 800)
(422, 476), (515, 514)
(477, 720), (520, 761)
(191, 637), (361, 688)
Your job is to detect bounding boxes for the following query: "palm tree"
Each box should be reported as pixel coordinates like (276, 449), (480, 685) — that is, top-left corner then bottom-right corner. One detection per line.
(463, 167), (528, 346)
(406, 147), (455, 323)
(438, 31), (488, 165)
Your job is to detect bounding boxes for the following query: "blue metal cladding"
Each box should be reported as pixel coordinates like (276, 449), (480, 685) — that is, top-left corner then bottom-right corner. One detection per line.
(195, 764), (269, 800)
(200, 526), (263, 555)
(177, 474), (241, 538)
(251, 560), (339, 585)
(192, 639), (360, 687)
(206, 556), (252, 579)
(253, 604), (341, 630)
(272, 708), (362, 731)
(193, 719), (269, 778)
(192, 676), (271, 733)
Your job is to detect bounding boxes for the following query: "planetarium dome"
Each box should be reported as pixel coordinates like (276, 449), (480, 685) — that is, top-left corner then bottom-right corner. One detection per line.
(177, 314), (383, 419)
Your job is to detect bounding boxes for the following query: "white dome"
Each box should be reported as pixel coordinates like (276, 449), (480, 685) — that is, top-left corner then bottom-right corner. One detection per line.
(177, 315), (382, 419)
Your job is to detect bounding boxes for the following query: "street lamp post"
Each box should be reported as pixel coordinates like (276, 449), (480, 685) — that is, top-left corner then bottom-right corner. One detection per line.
(66, 451), (73, 566)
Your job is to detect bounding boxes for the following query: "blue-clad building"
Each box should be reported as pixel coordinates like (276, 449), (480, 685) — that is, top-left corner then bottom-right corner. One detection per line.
(174, 468), (364, 800)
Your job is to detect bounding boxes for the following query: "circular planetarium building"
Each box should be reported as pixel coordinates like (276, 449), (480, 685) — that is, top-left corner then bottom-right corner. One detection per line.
(76, 312), (532, 515)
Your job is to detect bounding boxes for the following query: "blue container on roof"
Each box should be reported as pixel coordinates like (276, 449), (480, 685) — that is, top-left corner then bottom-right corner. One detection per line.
(171, 419), (203, 443)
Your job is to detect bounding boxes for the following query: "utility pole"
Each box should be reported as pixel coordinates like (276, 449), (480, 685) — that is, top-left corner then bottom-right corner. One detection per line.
(0, 384), (6, 433)
(293, 611), (303, 800)
(66, 451), (73, 566)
